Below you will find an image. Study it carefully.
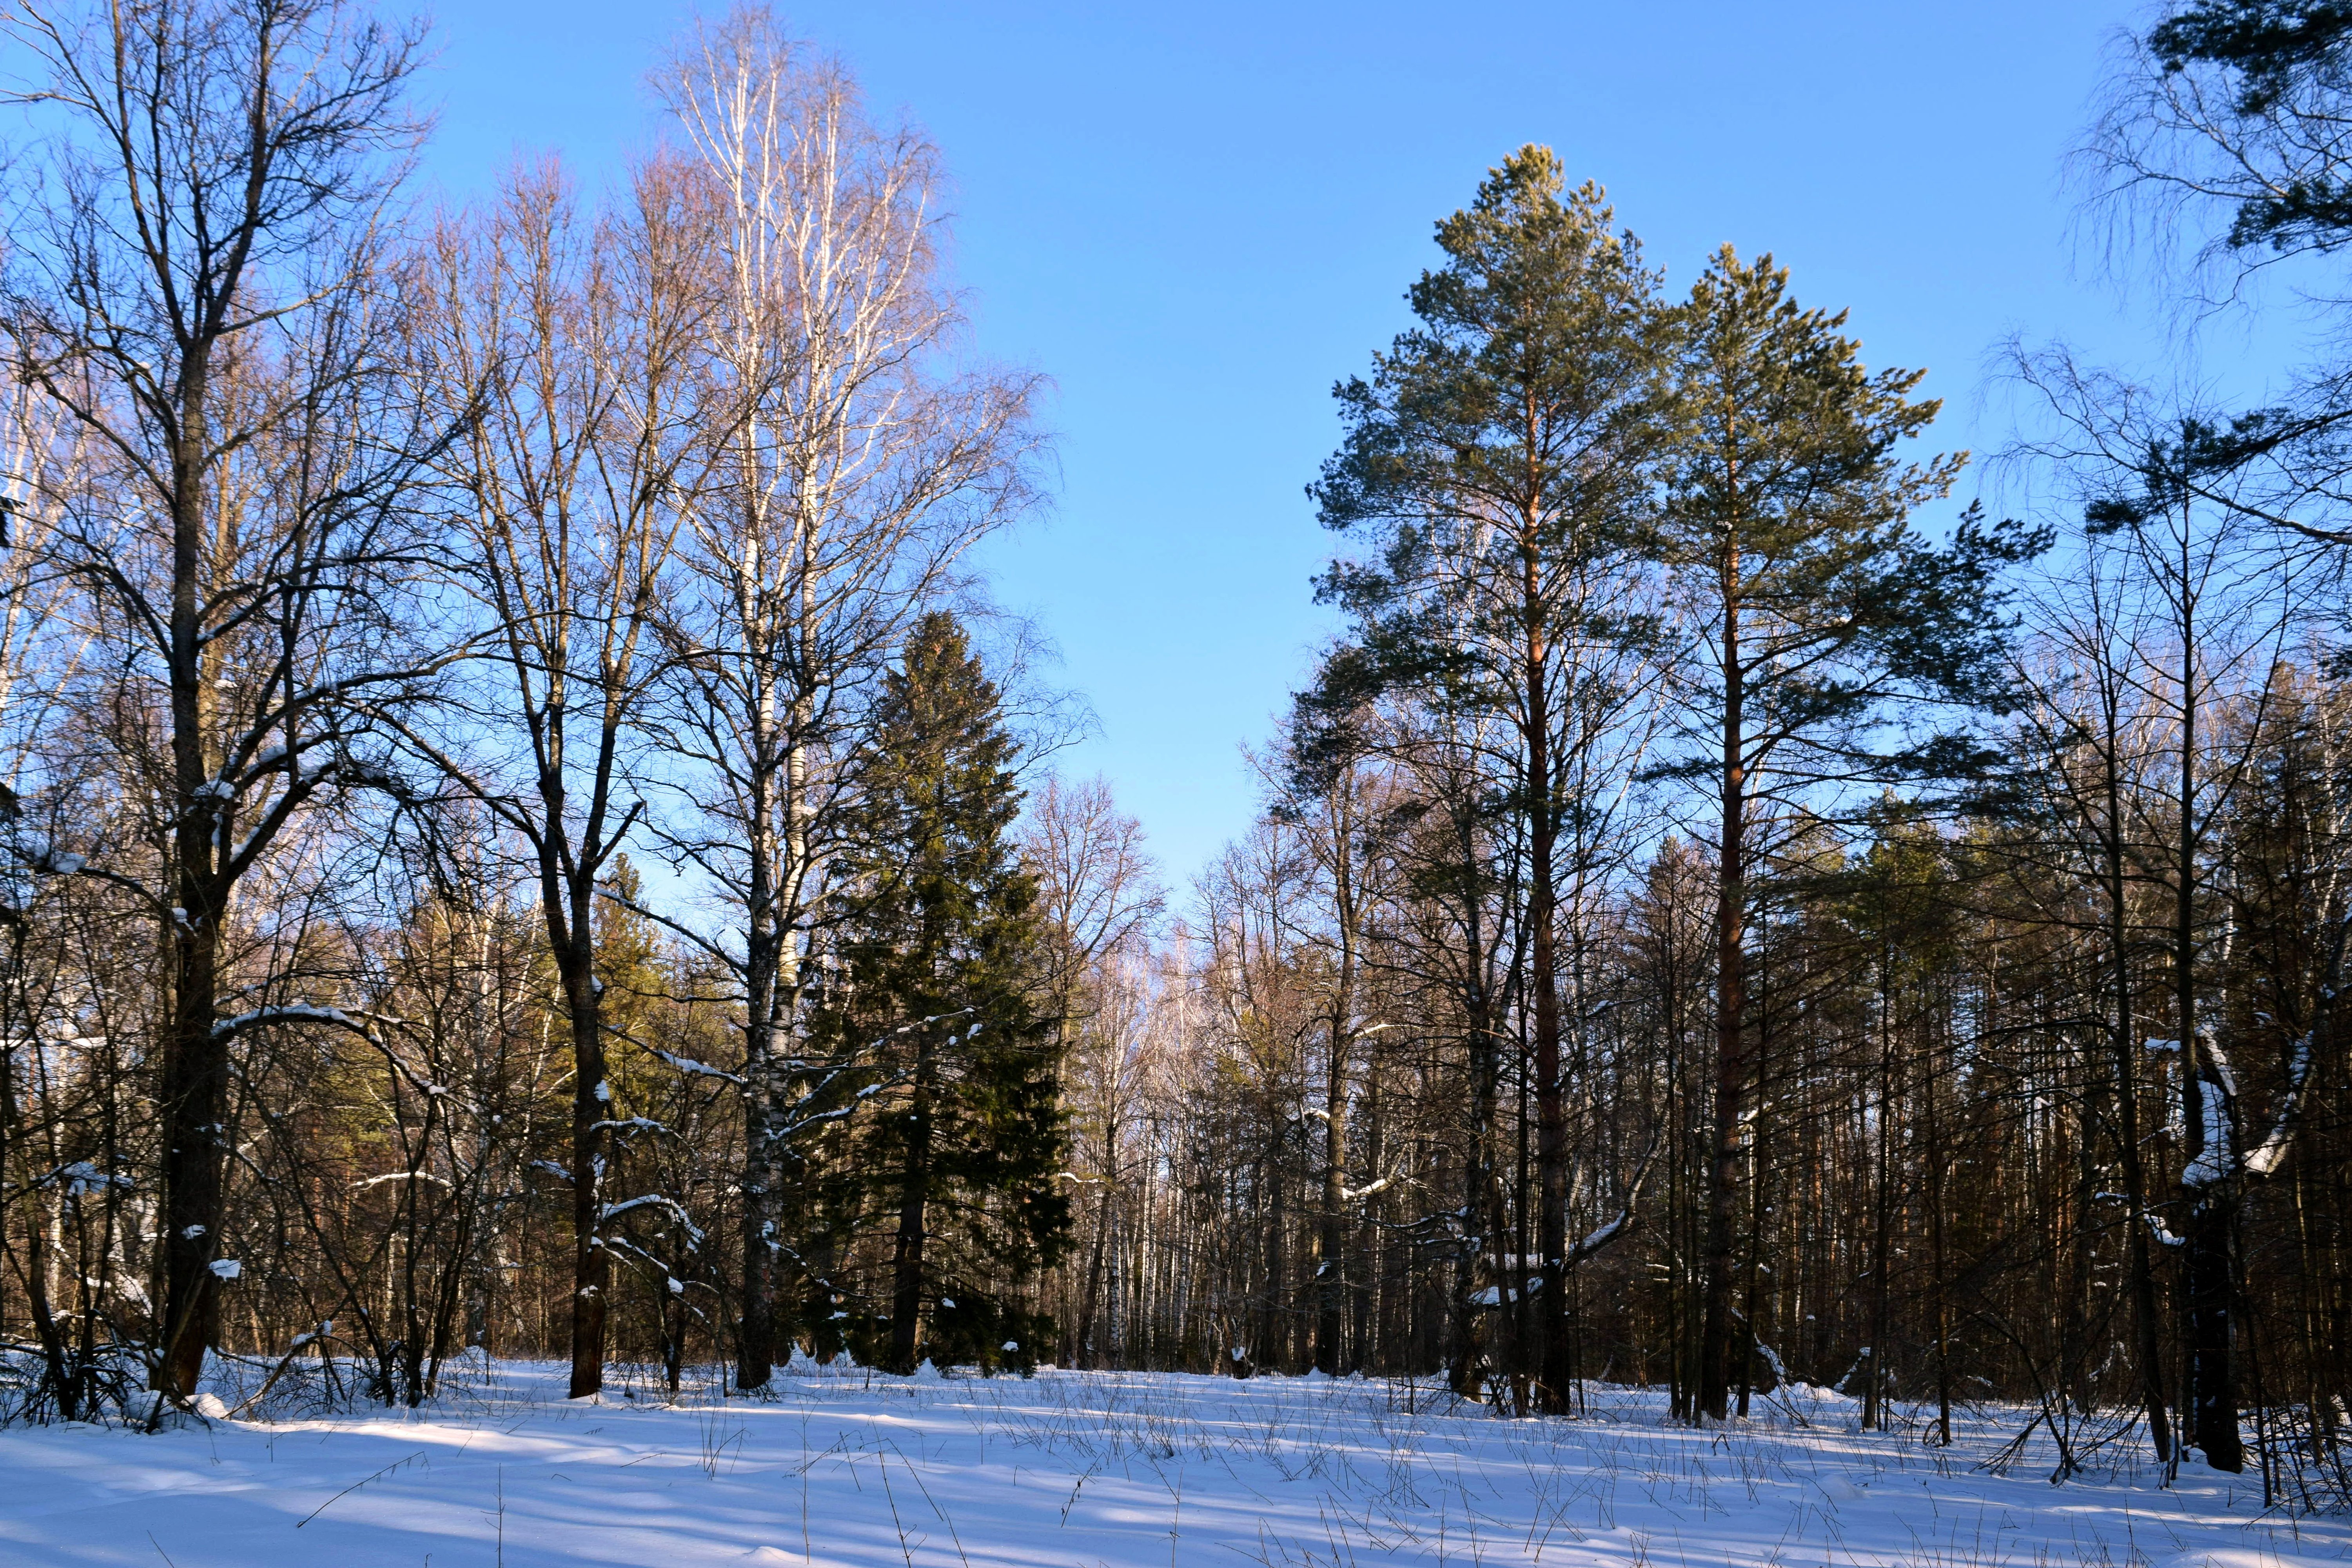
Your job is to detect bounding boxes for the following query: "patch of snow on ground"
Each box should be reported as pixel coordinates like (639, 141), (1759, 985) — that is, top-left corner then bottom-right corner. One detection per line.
(0, 1361), (2343, 1566)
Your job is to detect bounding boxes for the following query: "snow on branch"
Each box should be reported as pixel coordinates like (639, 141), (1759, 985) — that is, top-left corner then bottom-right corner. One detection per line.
(655, 1049), (743, 1084)
(35, 1160), (134, 1198)
(212, 1002), (373, 1041)
(1566, 1135), (1662, 1266)
(2243, 1033), (2315, 1179)
(2181, 1074), (2236, 1190)
(599, 1194), (705, 1246)
(593, 1116), (673, 1137)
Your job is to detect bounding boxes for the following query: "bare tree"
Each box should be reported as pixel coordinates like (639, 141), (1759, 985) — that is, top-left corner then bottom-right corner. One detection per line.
(1022, 774), (1161, 1367)
(651, 8), (1045, 1391)
(408, 155), (717, 1399)
(2006, 348), (2331, 1470)
(0, 0), (436, 1401)
(2001, 546), (2182, 1462)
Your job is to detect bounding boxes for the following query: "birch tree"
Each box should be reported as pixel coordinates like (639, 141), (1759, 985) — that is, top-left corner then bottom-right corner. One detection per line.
(652, 9), (1044, 1390)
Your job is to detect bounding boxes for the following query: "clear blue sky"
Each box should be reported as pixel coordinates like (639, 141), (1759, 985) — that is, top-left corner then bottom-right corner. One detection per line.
(421, 0), (2192, 885)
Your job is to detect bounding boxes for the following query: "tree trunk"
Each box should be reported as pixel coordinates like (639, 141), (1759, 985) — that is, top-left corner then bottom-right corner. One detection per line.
(1862, 947), (1895, 1430)
(735, 732), (784, 1390)
(1523, 552), (1571, 1414)
(889, 1028), (937, 1373)
(2173, 579), (2242, 1472)
(1451, 800), (1501, 1399)
(2183, 1060), (2243, 1470)
(1697, 563), (1747, 1423)
(564, 958), (608, 1399)
(2104, 703), (2174, 1462)
(156, 399), (225, 1401)
(155, 898), (227, 1401)
(1926, 976), (1954, 1446)
(1315, 782), (1358, 1376)
(736, 940), (778, 1388)
(1075, 1183), (1114, 1367)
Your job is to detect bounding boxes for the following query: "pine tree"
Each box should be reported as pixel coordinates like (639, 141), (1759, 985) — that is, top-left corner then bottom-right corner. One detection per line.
(1304, 146), (1668, 1408)
(813, 613), (1069, 1373)
(1649, 248), (2038, 1422)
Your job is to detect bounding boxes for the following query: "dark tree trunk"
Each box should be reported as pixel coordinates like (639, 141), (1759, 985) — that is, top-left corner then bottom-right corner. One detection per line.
(1697, 573), (1747, 1423)
(2102, 708), (2174, 1462)
(155, 892), (227, 1401)
(1315, 783), (1359, 1376)
(889, 1030), (937, 1374)
(2183, 1063), (2244, 1471)
(1862, 949), (1895, 1430)
(1522, 552), (1572, 1414)
(564, 961), (608, 1400)
(1075, 1184), (1114, 1367)
(156, 392), (226, 1403)
(736, 906), (780, 1390)
(2172, 581), (2241, 1472)
(1450, 802), (1502, 1399)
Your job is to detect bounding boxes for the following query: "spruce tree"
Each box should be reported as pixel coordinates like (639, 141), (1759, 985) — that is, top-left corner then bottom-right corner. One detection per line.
(813, 613), (1069, 1373)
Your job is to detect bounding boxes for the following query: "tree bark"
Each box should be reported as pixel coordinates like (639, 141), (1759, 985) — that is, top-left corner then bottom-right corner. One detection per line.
(1697, 548), (1747, 1423)
(888, 1027), (937, 1373)
(2096, 677), (2175, 1462)
(1521, 548), (1573, 1414)
(2172, 546), (2242, 1472)
(1314, 776), (1359, 1376)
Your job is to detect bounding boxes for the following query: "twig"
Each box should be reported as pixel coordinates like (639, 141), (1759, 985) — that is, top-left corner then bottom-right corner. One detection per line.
(296, 1449), (428, 1528)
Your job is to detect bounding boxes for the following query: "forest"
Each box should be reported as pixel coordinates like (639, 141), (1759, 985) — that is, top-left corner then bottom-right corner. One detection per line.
(0, 0), (2348, 1528)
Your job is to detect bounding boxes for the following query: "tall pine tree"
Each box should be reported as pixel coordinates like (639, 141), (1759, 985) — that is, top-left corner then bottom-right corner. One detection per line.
(1303, 147), (1667, 1408)
(1650, 248), (2037, 1422)
(813, 613), (1069, 1373)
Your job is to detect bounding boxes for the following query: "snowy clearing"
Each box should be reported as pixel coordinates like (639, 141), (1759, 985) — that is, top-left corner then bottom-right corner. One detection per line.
(0, 1361), (2344, 1567)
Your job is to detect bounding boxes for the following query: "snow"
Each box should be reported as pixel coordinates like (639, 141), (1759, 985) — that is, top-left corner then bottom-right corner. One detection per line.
(2183, 1085), (2236, 1189)
(1469, 1279), (1543, 1305)
(40, 1161), (132, 1198)
(597, 1194), (704, 1242)
(0, 1362), (2340, 1567)
(1575, 1214), (1628, 1253)
(657, 1049), (745, 1084)
(210, 1002), (364, 1040)
(352, 1170), (454, 1189)
(2245, 1034), (2315, 1179)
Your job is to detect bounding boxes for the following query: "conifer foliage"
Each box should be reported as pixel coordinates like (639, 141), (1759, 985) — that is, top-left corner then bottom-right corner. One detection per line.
(810, 613), (1069, 1374)
(7, 3), (2352, 1519)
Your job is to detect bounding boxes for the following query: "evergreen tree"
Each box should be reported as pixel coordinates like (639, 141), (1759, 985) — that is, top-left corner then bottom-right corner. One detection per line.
(812, 613), (1069, 1372)
(1303, 146), (1668, 1408)
(1649, 247), (2038, 1421)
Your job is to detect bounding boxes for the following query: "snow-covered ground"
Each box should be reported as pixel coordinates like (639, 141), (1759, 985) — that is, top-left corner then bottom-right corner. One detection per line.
(0, 1359), (2343, 1567)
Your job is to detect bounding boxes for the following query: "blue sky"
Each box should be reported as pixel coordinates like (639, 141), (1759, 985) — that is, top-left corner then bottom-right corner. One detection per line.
(421, 0), (2219, 886)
